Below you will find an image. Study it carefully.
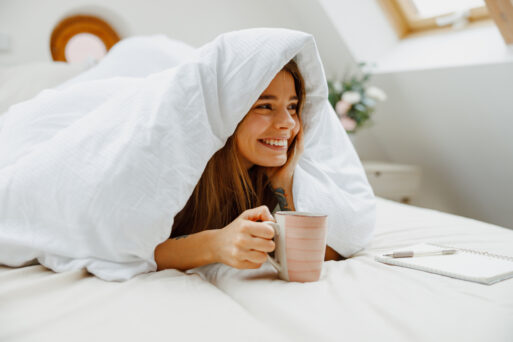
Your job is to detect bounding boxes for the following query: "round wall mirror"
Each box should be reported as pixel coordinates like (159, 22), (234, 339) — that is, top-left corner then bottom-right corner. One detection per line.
(50, 14), (120, 64)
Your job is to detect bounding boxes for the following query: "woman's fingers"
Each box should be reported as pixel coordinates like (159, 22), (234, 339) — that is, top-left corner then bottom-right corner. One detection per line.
(292, 123), (304, 160)
(244, 250), (269, 264)
(221, 207), (278, 269)
(240, 205), (274, 223)
(247, 235), (275, 252)
(282, 123), (303, 170)
(218, 207), (279, 270)
(297, 121), (304, 153)
(246, 221), (275, 239)
(236, 260), (263, 269)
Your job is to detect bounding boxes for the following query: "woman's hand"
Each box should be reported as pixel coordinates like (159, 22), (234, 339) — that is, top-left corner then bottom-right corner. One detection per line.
(265, 123), (304, 187)
(213, 206), (276, 269)
(265, 123), (304, 211)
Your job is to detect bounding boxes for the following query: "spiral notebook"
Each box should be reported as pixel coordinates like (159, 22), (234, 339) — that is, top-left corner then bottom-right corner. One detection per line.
(375, 243), (513, 285)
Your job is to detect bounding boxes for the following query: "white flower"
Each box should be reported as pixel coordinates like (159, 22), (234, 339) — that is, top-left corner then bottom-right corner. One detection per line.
(365, 86), (387, 101)
(333, 81), (343, 93)
(342, 91), (361, 104)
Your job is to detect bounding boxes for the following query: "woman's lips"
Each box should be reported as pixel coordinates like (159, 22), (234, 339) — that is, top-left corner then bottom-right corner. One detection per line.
(258, 140), (287, 151)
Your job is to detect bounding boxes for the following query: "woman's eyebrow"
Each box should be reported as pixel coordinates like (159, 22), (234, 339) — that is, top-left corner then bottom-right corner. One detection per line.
(258, 95), (298, 100)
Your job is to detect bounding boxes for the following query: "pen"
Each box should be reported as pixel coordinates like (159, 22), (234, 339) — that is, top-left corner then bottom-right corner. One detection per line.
(383, 249), (458, 258)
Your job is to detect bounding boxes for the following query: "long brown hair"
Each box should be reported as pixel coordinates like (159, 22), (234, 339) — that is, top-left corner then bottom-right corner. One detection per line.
(170, 59), (306, 237)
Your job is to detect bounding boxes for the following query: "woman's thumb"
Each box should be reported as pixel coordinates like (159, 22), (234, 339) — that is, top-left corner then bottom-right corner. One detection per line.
(241, 205), (274, 222)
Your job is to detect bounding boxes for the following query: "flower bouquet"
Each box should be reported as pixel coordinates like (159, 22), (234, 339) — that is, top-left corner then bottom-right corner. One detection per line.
(327, 63), (387, 134)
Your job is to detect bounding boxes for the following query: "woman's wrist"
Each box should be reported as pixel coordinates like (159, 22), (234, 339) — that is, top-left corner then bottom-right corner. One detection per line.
(203, 229), (220, 264)
(270, 180), (295, 211)
(269, 173), (293, 188)
(208, 228), (223, 264)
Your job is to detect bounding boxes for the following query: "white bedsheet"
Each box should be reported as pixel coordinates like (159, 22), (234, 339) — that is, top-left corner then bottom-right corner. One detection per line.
(2, 198), (512, 342)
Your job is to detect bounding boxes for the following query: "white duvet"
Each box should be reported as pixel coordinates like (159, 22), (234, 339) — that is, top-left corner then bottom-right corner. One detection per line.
(0, 29), (376, 281)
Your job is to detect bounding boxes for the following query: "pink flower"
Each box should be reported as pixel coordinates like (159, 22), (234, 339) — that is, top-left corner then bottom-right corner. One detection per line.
(335, 100), (351, 116)
(340, 115), (357, 131)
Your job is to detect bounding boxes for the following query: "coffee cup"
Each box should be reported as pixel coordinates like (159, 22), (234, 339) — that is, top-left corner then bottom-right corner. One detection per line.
(263, 211), (327, 282)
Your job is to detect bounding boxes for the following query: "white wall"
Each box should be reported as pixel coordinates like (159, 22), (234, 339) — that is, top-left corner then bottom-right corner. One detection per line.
(319, 0), (513, 229)
(0, 0), (355, 78)
(319, 0), (398, 64)
(368, 62), (513, 229)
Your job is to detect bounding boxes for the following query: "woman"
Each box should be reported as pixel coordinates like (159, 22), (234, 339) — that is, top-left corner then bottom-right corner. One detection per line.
(155, 60), (342, 271)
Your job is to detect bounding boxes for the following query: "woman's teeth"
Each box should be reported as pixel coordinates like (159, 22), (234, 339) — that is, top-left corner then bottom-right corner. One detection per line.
(261, 139), (287, 147)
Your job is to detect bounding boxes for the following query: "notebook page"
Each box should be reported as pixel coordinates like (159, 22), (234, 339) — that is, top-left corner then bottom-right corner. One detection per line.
(378, 243), (513, 281)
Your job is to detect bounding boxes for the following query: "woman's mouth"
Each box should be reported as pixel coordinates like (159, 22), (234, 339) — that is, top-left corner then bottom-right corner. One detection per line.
(258, 138), (288, 151)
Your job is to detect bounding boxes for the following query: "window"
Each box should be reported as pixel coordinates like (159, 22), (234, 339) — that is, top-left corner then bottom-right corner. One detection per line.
(409, 0), (486, 18)
(50, 15), (120, 64)
(379, 0), (513, 43)
(378, 0), (490, 37)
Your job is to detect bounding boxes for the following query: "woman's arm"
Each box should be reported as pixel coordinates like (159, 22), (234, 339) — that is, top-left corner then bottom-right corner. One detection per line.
(154, 229), (217, 271)
(155, 206), (276, 272)
(325, 246), (344, 261)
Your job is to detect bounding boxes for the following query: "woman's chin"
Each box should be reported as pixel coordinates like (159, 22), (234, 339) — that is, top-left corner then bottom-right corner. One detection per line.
(257, 157), (287, 168)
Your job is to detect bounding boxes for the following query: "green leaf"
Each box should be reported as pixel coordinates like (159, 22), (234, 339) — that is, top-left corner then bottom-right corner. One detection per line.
(328, 93), (339, 109)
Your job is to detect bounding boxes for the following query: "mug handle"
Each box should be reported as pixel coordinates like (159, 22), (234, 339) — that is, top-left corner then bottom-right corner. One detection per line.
(263, 221), (281, 273)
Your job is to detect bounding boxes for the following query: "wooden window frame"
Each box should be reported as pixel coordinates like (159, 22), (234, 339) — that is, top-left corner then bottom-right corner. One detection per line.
(483, 0), (513, 43)
(378, 0), (491, 38)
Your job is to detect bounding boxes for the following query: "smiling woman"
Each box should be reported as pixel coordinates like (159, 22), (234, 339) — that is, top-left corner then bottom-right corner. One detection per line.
(235, 70), (301, 169)
(157, 59), (320, 271)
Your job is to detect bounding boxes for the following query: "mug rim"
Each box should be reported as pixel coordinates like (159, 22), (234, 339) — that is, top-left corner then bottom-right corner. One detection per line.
(275, 211), (327, 218)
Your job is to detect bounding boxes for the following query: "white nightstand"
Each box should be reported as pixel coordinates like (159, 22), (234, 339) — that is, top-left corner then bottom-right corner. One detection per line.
(362, 161), (421, 204)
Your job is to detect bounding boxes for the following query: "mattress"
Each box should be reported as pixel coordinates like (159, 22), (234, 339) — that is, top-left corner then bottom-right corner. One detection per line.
(1, 197), (512, 342)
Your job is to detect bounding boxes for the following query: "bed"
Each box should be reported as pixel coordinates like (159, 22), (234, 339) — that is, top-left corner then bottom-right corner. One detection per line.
(0, 197), (512, 341)
(1, 59), (512, 342)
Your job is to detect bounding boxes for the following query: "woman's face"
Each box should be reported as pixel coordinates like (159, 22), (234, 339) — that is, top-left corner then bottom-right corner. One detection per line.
(235, 70), (300, 169)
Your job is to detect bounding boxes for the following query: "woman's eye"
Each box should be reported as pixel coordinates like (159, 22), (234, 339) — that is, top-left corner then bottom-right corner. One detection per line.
(288, 104), (298, 114)
(256, 104), (272, 110)
(255, 103), (297, 112)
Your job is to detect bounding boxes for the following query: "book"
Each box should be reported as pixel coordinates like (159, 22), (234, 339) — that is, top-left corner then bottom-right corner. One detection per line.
(375, 243), (513, 285)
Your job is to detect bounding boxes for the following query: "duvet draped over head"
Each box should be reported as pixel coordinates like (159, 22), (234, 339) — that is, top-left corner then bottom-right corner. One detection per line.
(0, 29), (376, 281)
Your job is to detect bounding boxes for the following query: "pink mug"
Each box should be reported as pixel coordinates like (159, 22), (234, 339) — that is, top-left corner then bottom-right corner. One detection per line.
(264, 211), (327, 282)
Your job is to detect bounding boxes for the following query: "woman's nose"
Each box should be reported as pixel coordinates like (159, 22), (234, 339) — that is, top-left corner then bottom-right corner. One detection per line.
(275, 106), (295, 129)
